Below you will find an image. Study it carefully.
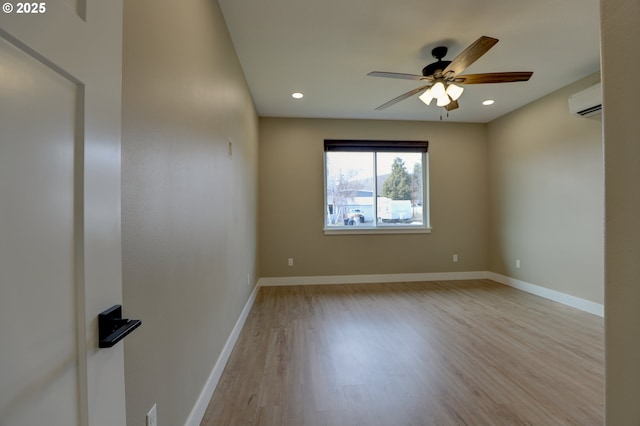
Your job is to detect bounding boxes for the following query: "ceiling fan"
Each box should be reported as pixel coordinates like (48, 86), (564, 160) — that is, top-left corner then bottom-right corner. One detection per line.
(368, 36), (533, 112)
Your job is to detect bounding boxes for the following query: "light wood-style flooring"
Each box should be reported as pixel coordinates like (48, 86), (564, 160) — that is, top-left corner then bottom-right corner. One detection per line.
(201, 280), (603, 425)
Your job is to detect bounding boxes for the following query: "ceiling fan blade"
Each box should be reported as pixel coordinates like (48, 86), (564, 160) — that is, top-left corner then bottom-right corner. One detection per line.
(455, 72), (533, 84)
(444, 100), (459, 111)
(375, 85), (429, 110)
(368, 71), (432, 81)
(442, 36), (499, 77)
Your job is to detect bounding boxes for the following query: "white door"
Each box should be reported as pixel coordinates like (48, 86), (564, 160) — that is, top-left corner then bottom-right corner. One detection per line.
(0, 1), (125, 425)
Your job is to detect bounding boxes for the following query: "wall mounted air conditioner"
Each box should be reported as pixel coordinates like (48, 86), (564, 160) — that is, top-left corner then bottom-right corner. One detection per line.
(568, 82), (602, 117)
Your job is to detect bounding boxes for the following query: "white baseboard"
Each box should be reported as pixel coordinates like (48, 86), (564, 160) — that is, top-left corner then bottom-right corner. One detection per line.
(258, 271), (488, 287)
(184, 282), (260, 426)
(487, 272), (604, 317)
(259, 271), (603, 317)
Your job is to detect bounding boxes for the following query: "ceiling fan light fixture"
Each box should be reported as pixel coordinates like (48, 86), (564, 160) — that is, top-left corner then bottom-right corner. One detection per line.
(418, 88), (433, 105)
(430, 81), (446, 98)
(446, 83), (464, 101)
(436, 94), (451, 107)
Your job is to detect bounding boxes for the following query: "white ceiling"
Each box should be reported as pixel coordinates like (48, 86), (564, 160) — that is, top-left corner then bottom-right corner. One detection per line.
(218, 0), (601, 123)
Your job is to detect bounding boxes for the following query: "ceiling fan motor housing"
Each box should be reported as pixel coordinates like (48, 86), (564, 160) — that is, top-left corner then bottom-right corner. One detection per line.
(421, 46), (451, 77)
(422, 60), (451, 77)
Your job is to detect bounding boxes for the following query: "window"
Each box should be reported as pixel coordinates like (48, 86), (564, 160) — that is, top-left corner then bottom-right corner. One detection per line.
(324, 140), (430, 234)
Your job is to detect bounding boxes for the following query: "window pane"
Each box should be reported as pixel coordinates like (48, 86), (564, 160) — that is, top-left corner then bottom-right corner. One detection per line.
(325, 152), (374, 227)
(324, 145), (428, 232)
(376, 152), (423, 226)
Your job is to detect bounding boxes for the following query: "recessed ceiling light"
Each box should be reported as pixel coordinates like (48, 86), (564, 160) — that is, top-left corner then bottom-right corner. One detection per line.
(482, 99), (495, 106)
(292, 92), (304, 99)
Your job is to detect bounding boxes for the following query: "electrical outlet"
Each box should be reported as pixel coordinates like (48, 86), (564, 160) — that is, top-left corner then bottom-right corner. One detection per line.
(515, 259), (521, 268)
(146, 404), (157, 426)
(288, 258), (294, 267)
(453, 254), (458, 263)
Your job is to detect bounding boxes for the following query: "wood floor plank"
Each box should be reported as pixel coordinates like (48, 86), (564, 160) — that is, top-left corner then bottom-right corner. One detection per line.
(201, 280), (603, 425)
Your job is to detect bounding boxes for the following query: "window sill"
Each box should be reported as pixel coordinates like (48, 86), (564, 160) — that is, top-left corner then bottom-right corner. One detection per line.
(323, 227), (432, 235)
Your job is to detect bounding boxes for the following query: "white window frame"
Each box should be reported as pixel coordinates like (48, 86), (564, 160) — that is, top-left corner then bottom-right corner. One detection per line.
(323, 140), (431, 235)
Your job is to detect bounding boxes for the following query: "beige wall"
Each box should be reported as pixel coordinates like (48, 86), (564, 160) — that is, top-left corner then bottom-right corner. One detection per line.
(601, 0), (640, 422)
(487, 73), (604, 304)
(121, 1), (258, 425)
(259, 118), (489, 278)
